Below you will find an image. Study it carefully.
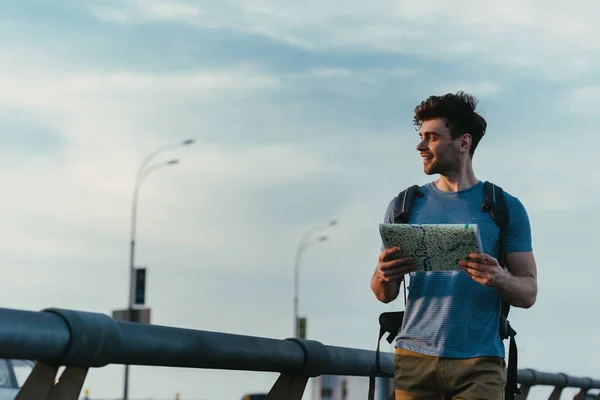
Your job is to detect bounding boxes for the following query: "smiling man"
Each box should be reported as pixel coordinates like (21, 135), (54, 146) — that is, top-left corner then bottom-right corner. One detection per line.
(370, 92), (538, 399)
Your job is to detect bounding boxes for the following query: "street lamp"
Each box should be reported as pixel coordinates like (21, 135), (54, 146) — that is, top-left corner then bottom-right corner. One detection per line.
(293, 220), (337, 339)
(123, 139), (194, 400)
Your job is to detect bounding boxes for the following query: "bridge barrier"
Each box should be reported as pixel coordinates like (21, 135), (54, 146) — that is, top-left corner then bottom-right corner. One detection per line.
(0, 307), (598, 400)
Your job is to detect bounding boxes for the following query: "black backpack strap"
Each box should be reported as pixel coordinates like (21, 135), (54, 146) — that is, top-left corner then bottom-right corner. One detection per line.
(367, 316), (397, 400)
(482, 181), (509, 267)
(482, 181), (519, 400)
(505, 324), (519, 400)
(393, 185), (421, 223)
(482, 181), (511, 322)
(368, 279), (407, 400)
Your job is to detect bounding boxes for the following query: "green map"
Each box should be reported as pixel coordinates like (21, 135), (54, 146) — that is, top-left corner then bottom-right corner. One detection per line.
(379, 223), (483, 272)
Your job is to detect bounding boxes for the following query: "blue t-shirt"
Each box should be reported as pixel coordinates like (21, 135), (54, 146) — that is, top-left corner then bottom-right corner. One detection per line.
(381, 181), (532, 359)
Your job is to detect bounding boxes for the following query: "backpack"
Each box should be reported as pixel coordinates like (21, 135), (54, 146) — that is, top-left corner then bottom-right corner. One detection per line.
(367, 181), (519, 400)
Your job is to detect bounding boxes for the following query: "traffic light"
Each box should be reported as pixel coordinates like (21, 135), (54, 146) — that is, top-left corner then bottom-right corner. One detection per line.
(134, 267), (146, 305)
(298, 317), (307, 339)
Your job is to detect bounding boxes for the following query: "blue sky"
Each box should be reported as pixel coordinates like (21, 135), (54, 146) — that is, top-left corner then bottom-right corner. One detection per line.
(0, 1), (599, 399)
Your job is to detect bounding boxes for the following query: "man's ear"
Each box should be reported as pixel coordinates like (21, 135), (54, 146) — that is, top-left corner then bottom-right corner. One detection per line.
(460, 133), (472, 153)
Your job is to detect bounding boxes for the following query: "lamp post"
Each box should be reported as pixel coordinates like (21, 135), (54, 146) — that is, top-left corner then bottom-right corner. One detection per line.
(123, 139), (194, 400)
(293, 220), (337, 339)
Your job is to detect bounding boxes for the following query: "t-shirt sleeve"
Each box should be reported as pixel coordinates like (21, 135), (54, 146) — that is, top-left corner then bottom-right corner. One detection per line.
(383, 197), (397, 224)
(505, 196), (533, 253)
(380, 197), (397, 251)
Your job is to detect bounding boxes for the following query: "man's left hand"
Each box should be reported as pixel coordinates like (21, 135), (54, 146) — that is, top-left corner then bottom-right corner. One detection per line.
(458, 253), (508, 288)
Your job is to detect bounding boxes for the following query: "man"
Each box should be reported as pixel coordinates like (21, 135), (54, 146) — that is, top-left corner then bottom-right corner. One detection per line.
(370, 92), (537, 399)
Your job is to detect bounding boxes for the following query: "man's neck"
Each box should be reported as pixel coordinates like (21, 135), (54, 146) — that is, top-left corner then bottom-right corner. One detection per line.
(434, 163), (479, 192)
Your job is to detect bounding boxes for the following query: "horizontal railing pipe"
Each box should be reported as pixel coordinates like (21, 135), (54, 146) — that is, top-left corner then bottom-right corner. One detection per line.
(0, 308), (70, 361)
(518, 368), (600, 388)
(0, 307), (395, 377)
(113, 321), (308, 373)
(1, 306), (599, 395)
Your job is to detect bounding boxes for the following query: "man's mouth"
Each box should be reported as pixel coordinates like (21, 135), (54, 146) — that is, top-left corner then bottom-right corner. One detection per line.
(421, 154), (433, 164)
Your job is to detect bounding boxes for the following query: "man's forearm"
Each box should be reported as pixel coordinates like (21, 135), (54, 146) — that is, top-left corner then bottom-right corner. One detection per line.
(495, 273), (537, 309)
(371, 274), (401, 303)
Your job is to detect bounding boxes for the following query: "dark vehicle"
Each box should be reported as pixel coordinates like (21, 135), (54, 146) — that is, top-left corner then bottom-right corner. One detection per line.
(0, 359), (35, 400)
(241, 394), (268, 400)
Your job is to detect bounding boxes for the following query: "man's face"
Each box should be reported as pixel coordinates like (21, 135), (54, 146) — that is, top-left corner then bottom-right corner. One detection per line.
(415, 118), (462, 176)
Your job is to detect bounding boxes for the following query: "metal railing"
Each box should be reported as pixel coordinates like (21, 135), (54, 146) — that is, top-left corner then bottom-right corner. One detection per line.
(0, 307), (598, 400)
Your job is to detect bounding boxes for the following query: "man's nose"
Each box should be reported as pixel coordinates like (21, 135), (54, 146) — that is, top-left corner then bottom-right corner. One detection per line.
(416, 140), (427, 151)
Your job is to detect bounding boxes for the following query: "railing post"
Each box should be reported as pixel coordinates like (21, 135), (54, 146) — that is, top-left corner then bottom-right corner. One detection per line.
(15, 362), (88, 400)
(267, 338), (330, 399)
(573, 377), (594, 400)
(573, 388), (589, 399)
(548, 373), (569, 400)
(268, 374), (310, 400)
(548, 386), (564, 400)
(515, 384), (531, 399)
(15, 363), (58, 400)
(516, 368), (537, 399)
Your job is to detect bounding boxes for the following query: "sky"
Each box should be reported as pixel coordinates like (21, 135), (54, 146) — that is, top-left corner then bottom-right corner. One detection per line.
(0, 0), (599, 399)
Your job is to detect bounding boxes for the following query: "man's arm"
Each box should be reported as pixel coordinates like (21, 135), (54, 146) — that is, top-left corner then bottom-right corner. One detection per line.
(371, 274), (401, 304)
(459, 251), (537, 308)
(497, 251), (538, 308)
(488, 193), (537, 308)
(371, 247), (416, 303)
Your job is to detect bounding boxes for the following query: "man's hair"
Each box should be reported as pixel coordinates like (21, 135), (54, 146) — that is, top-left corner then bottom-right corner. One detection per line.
(413, 91), (487, 156)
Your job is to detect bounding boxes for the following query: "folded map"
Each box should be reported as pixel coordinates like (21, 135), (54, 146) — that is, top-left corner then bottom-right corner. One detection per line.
(379, 223), (483, 272)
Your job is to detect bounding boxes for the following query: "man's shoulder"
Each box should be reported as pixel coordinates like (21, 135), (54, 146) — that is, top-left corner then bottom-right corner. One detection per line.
(485, 182), (533, 249)
(396, 182), (432, 196)
(485, 181), (525, 205)
(387, 183), (432, 206)
(382, 182), (431, 222)
(485, 181), (530, 220)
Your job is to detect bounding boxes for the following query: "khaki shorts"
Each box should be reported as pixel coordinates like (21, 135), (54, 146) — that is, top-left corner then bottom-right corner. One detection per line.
(394, 347), (506, 400)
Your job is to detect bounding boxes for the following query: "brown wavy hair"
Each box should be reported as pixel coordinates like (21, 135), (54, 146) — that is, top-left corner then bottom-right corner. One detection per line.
(413, 91), (487, 157)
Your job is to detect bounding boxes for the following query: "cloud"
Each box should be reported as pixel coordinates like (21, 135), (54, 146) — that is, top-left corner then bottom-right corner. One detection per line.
(474, 137), (600, 212)
(293, 67), (417, 82)
(1, 6), (599, 399)
(0, 65), (280, 111)
(434, 82), (502, 97)
(88, 0), (600, 78)
(0, 44), (296, 261)
(91, 0), (201, 24)
(564, 86), (600, 116)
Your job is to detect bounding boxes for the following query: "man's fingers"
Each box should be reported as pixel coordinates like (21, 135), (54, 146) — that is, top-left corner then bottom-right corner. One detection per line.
(459, 260), (496, 273)
(381, 272), (405, 282)
(380, 256), (414, 270)
(461, 265), (491, 281)
(377, 249), (417, 282)
(468, 253), (498, 266)
(378, 247), (402, 262)
(383, 264), (417, 276)
(382, 266), (417, 283)
(459, 260), (484, 270)
(381, 266), (416, 281)
(459, 260), (479, 271)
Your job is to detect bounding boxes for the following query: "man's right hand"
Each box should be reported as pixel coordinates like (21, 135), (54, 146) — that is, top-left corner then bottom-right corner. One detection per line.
(374, 247), (418, 284)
